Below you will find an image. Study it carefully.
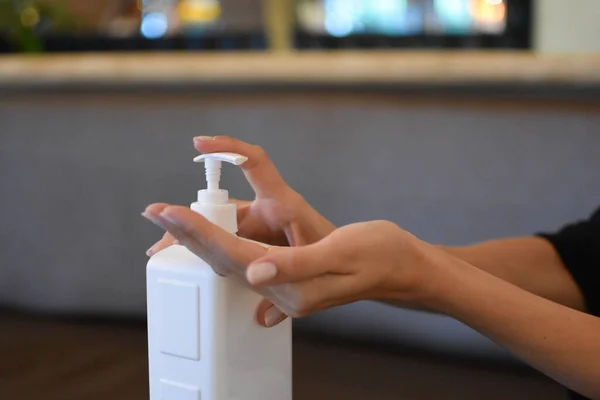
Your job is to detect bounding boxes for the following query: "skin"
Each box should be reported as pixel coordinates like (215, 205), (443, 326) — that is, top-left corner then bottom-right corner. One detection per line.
(144, 136), (599, 399)
(146, 136), (335, 254)
(439, 239), (586, 312)
(146, 136), (336, 324)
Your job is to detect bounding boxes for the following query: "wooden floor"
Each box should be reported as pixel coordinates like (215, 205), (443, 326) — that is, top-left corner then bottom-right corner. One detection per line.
(0, 310), (566, 400)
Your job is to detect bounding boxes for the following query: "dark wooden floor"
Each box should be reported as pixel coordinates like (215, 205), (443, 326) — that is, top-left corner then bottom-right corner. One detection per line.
(0, 310), (566, 400)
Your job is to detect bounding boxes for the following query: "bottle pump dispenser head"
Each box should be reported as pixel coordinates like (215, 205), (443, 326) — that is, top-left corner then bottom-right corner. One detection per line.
(192, 152), (248, 234)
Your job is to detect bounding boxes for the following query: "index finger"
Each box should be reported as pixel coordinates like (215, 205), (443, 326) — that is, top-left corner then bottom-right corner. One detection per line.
(144, 203), (291, 308)
(164, 206), (265, 268)
(144, 204), (262, 276)
(193, 136), (288, 198)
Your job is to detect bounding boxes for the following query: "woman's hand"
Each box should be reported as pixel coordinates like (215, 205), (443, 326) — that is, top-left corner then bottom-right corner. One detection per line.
(146, 136), (335, 256)
(245, 219), (432, 316)
(143, 205), (600, 399)
(143, 203), (434, 326)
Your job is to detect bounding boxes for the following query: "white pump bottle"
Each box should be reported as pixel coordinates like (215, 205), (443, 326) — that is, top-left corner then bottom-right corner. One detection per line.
(146, 152), (292, 400)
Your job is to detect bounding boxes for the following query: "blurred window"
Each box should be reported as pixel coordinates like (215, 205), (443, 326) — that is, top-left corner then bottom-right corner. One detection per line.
(0, 0), (530, 53)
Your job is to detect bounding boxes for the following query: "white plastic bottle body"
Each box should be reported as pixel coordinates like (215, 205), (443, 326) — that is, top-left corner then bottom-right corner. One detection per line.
(147, 245), (292, 400)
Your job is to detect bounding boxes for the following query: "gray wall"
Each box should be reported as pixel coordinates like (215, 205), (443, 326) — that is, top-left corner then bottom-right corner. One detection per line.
(1, 90), (599, 358)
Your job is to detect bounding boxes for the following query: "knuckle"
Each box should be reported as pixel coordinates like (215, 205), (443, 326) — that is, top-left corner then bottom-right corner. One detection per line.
(334, 241), (355, 263)
(241, 145), (267, 170)
(374, 219), (398, 230)
(252, 145), (268, 161)
(371, 220), (402, 238)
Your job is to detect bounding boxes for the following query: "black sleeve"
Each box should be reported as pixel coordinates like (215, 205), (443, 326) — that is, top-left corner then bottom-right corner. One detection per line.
(537, 207), (600, 317)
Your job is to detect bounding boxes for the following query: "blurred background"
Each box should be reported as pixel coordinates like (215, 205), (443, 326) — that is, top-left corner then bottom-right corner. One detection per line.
(0, 0), (530, 52)
(1, 1), (599, 400)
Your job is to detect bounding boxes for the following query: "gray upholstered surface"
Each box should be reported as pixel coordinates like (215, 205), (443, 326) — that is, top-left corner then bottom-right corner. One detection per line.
(1, 91), (599, 360)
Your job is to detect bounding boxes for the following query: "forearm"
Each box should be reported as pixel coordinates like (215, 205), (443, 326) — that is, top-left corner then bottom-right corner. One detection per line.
(420, 247), (600, 399)
(438, 237), (585, 311)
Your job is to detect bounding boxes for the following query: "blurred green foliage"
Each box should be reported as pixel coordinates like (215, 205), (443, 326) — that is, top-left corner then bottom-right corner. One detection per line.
(0, 0), (78, 52)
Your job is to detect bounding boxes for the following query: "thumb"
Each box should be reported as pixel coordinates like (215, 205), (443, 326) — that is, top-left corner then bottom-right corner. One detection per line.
(245, 243), (330, 287)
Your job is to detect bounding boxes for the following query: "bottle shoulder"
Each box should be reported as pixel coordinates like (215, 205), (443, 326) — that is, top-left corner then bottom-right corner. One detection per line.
(147, 245), (215, 277)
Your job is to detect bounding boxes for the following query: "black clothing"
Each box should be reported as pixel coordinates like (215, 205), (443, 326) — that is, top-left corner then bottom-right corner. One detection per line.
(538, 207), (600, 400)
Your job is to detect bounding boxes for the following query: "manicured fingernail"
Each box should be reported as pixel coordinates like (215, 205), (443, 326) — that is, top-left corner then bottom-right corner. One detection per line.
(194, 136), (215, 141)
(246, 262), (278, 285)
(158, 211), (179, 225)
(146, 244), (159, 256)
(141, 212), (161, 225)
(264, 306), (285, 327)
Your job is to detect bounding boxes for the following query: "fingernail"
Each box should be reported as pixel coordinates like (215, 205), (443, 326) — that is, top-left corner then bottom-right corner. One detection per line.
(146, 244), (159, 256)
(158, 210), (179, 225)
(246, 262), (278, 285)
(264, 306), (285, 327)
(194, 136), (215, 141)
(141, 212), (161, 225)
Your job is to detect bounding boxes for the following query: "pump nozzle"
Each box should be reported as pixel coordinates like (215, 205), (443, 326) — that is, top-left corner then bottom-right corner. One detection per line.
(191, 152), (248, 233)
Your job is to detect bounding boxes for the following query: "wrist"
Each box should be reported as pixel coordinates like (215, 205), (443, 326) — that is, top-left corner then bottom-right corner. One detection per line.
(386, 232), (464, 311)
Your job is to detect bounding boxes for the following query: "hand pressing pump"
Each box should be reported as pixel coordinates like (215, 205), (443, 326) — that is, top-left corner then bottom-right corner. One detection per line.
(146, 152), (292, 400)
